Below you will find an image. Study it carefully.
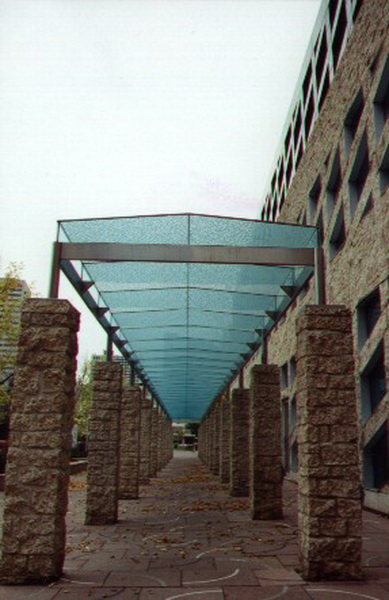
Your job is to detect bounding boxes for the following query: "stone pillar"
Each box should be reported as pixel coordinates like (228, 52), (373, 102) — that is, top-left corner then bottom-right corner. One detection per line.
(207, 413), (212, 469)
(164, 415), (172, 464)
(119, 385), (141, 499)
(157, 407), (163, 471)
(204, 415), (211, 467)
(229, 388), (250, 497)
(198, 422), (204, 460)
(139, 388), (151, 484)
(149, 403), (159, 477)
(211, 401), (220, 476)
(167, 418), (173, 461)
(297, 305), (362, 581)
(85, 361), (122, 525)
(220, 391), (231, 483)
(0, 299), (79, 584)
(250, 365), (283, 519)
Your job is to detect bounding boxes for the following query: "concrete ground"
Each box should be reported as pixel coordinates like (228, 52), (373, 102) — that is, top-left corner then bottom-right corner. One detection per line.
(1, 451), (389, 599)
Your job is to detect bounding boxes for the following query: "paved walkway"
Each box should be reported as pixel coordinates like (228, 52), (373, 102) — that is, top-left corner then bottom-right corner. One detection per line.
(2, 452), (389, 599)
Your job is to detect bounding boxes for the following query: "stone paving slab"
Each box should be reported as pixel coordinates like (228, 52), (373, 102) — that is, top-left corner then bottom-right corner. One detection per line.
(2, 452), (389, 598)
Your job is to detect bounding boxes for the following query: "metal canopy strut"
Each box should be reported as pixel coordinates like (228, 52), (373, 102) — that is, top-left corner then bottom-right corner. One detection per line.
(50, 213), (323, 421)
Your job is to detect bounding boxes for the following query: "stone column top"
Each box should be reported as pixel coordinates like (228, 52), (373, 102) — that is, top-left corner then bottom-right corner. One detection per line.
(23, 298), (79, 313)
(296, 304), (352, 333)
(93, 361), (122, 378)
(20, 298), (80, 331)
(251, 364), (279, 382)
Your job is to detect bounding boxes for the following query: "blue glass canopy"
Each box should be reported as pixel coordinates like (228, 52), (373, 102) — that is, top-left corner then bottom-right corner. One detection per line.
(56, 214), (319, 421)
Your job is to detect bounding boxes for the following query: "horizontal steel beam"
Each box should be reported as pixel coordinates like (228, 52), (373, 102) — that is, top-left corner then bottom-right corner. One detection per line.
(59, 242), (315, 266)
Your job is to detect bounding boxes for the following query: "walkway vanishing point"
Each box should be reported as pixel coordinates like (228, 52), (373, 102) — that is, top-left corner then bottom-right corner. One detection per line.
(2, 452), (389, 600)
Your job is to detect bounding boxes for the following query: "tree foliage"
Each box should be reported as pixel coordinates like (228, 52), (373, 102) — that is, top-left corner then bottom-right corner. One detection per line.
(0, 264), (23, 432)
(185, 422), (199, 436)
(74, 358), (94, 438)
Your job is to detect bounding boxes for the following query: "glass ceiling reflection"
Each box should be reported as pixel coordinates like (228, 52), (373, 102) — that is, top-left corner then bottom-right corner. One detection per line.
(58, 214), (319, 421)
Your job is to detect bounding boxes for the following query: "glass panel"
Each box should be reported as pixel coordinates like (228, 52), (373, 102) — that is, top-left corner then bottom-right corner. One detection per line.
(59, 213), (319, 420)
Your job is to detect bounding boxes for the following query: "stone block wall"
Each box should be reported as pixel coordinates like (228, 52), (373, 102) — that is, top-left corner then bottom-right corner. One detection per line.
(0, 299), (79, 584)
(296, 305), (362, 580)
(220, 392), (231, 483)
(139, 390), (151, 484)
(211, 401), (220, 476)
(250, 365), (283, 519)
(119, 385), (141, 499)
(229, 389), (250, 497)
(149, 404), (159, 477)
(85, 361), (122, 525)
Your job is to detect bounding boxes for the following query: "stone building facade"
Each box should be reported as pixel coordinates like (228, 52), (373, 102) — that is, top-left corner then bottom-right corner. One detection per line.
(237, 0), (389, 513)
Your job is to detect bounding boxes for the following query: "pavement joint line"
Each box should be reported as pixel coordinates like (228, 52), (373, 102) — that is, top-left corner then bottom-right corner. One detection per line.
(147, 516), (181, 525)
(56, 577), (101, 586)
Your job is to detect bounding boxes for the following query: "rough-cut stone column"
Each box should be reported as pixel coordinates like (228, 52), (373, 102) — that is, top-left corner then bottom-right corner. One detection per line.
(204, 414), (211, 467)
(209, 407), (216, 472)
(220, 392), (231, 483)
(85, 362), (122, 525)
(167, 418), (173, 461)
(207, 413), (213, 468)
(250, 365), (283, 519)
(164, 415), (172, 464)
(119, 385), (141, 499)
(139, 389), (151, 484)
(0, 299), (79, 584)
(198, 422), (204, 460)
(149, 403), (159, 477)
(297, 305), (362, 581)
(157, 407), (163, 471)
(230, 388), (250, 497)
(211, 401), (221, 476)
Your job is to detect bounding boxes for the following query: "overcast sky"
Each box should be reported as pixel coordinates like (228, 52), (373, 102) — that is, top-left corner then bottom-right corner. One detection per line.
(0, 0), (321, 361)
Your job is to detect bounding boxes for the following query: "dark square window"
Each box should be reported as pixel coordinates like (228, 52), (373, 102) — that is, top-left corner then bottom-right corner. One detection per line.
(361, 342), (387, 422)
(332, 2), (347, 69)
(374, 53), (389, 140)
(363, 423), (388, 489)
(344, 89), (364, 154)
(303, 63), (312, 102)
(284, 126), (291, 156)
(289, 357), (296, 387)
(281, 363), (288, 390)
(309, 175), (322, 222)
(329, 0), (339, 28)
(319, 69), (330, 111)
(353, 0), (363, 22)
(305, 91), (315, 139)
(379, 144), (389, 195)
(326, 150), (342, 221)
(329, 205), (346, 259)
(349, 130), (369, 217)
(315, 209), (324, 243)
(357, 287), (381, 348)
(315, 31), (328, 86)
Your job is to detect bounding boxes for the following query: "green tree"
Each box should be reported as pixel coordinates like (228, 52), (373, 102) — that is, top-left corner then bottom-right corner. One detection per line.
(74, 358), (94, 438)
(0, 264), (23, 433)
(185, 422), (199, 436)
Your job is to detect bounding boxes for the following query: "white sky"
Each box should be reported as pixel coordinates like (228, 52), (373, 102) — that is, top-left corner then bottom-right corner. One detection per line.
(0, 0), (320, 361)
